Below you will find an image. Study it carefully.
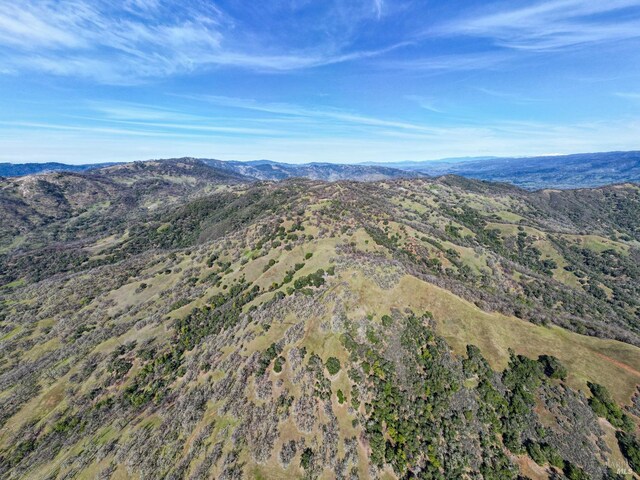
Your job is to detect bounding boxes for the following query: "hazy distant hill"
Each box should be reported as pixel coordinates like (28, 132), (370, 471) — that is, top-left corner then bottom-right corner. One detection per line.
(0, 162), (121, 177)
(4, 151), (640, 189)
(390, 151), (640, 189)
(0, 158), (418, 182)
(201, 158), (420, 181)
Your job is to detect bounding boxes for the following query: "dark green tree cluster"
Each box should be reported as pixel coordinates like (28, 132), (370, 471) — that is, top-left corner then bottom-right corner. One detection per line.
(307, 353), (332, 400)
(293, 269), (326, 290)
(340, 311), (609, 479)
(175, 281), (260, 352)
(616, 431), (640, 474)
(325, 357), (341, 375)
(537, 354), (567, 380)
(257, 343), (283, 376)
(587, 382), (635, 432)
(273, 356), (286, 373)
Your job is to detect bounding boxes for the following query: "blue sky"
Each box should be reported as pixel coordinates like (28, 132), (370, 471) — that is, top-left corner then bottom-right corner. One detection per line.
(1, 0), (640, 164)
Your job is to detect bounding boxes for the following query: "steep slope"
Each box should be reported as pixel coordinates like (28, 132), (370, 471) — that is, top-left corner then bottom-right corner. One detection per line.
(0, 176), (639, 479)
(0, 158), (251, 254)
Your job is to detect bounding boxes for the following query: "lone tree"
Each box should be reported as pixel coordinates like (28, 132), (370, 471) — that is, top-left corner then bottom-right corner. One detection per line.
(326, 357), (341, 375)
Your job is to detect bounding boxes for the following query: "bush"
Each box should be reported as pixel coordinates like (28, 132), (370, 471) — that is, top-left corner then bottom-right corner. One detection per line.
(587, 382), (634, 431)
(326, 357), (341, 375)
(300, 447), (314, 470)
(257, 343), (283, 376)
(525, 441), (545, 465)
(537, 355), (567, 380)
(381, 314), (393, 327)
(525, 441), (563, 468)
(617, 431), (640, 474)
(293, 269), (325, 290)
(563, 461), (589, 479)
(274, 356), (285, 373)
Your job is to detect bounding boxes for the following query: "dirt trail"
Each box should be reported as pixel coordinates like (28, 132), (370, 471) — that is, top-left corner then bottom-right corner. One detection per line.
(595, 352), (640, 378)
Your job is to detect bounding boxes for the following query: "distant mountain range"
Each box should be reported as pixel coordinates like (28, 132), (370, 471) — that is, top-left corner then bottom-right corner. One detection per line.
(382, 150), (640, 189)
(0, 161), (121, 177)
(2, 150), (640, 189)
(0, 158), (418, 183)
(199, 158), (420, 182)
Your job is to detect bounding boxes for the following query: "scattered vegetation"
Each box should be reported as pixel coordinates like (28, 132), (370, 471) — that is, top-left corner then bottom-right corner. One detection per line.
(0, 165), (638, 478)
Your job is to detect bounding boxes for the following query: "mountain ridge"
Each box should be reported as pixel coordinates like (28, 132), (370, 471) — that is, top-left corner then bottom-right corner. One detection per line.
(0, 158), (420, 183)
(0, 161), (639, 479)
(3, 150), (640, 190)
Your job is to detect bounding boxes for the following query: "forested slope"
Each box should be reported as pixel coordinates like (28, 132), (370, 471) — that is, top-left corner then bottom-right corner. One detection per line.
(0, 166), (639, 479)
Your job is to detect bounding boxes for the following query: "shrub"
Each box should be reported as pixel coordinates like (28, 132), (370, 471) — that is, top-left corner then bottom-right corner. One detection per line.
(326, 357), (341, 375)
(257, 343), (283, 376)
(300, 447), (314, 470)
(563, 461), (589, 480)
(537, 355), (567, 380)
(274, 356), (285, 373)
(381, 314), (393, 327)
(588, 382), (633, 431)
(617, 431), (640, 474)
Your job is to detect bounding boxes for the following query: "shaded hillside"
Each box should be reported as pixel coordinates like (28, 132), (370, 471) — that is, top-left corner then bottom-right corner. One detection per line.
(0, 158), (251, 253)
(0, 170), (639, 479)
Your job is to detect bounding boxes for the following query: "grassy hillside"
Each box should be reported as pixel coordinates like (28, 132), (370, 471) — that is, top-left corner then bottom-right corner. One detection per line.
(1, 166), (639, 479)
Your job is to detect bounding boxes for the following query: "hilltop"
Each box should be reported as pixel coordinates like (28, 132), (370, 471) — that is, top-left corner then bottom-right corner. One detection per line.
(0, 163), (639, 479)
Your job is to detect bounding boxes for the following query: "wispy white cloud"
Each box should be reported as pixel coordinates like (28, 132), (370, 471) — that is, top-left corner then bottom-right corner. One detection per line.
(2, 119), (281, 138)
(93, 119), (284, 136)
(68, 101), (288, 136)
(0, 0), (403, 83)
(438, 0), (640, 51)
(0, 0), (226, 83)
(189, 95), (441, 133)
(0, 2), (88, 49)
(88, 102), (207, 122)
(379, 51), (512, 73)
(1, 121), (189, 138)
(373, 0), (384, 19)
(615, 92), (640, 101)
(404, 95), (445, 113)
(3, 116), (639, 164)
(475, 87), (542, 103)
